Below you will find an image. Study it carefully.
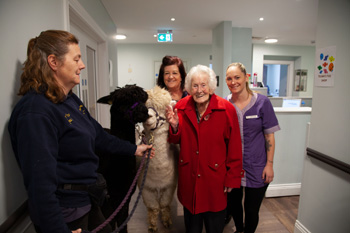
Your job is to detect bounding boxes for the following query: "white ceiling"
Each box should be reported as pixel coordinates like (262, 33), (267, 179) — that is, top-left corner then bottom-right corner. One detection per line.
(101, 0), (318, 46)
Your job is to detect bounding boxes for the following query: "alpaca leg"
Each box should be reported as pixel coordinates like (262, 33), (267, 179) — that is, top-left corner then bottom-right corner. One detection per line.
(159, 186), (176, 228)
(141, 187), (160, 232)
(160, 205), (172, 228)
(147, 207), (160, 232)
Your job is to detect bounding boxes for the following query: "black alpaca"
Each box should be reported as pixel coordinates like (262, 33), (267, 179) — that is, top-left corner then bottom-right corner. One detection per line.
(97, 84), (149, 233)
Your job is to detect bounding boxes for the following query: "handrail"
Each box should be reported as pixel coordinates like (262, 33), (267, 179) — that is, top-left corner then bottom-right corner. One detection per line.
(306, 147), (350, 174)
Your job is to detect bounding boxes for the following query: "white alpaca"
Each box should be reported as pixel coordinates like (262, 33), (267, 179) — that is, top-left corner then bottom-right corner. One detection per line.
(137, 86), (178, 232)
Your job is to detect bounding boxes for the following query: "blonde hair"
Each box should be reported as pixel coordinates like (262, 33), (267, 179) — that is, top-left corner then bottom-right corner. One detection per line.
(226, 62), (253, 95)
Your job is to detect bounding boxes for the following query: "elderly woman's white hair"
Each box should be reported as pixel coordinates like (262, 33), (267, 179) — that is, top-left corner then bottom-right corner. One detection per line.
(184, 65), (217, 94)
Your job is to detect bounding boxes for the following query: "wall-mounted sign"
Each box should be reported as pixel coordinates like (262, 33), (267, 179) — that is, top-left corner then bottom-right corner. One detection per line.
(157, 30), (172, 42)
(315, 46), (336, 87)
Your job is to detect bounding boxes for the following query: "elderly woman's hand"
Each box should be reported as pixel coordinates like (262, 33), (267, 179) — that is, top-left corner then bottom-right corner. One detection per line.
(165, 105), (179, 133)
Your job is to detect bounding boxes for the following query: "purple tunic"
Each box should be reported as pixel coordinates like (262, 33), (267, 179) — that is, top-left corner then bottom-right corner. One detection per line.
(226, 93), (280, 188)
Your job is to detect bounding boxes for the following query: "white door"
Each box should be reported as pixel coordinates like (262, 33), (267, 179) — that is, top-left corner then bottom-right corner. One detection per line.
(70, 23), (99, 120)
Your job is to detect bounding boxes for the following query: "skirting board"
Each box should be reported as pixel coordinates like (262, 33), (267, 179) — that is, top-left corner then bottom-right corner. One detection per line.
(265, 183), (301, 197)
(5, 215), (32, 233)
(294, 220), (311, 233)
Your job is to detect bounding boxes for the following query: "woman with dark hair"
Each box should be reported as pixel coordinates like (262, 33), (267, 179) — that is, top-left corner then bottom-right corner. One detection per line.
(157, 55), (188, 102)
(8, 30), (154, 233)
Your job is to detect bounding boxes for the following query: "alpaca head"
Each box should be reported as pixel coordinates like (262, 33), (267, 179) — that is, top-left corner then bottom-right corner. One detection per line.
(97, 84), (149, 126)
(143, 86), (171, 132)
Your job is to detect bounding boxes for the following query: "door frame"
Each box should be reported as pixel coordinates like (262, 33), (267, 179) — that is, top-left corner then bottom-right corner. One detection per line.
(263, 60), (294, 97)
(63, 0), (110, 127)
(70, 24), (98, 118)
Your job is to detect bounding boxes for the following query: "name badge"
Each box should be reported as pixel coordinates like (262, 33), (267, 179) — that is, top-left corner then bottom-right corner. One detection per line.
(246, 115), (258, 119)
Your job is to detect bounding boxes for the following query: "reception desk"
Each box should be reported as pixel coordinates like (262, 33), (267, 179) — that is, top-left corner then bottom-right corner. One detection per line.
(266, 107), (311, 197)
(274, 107), (312, 112)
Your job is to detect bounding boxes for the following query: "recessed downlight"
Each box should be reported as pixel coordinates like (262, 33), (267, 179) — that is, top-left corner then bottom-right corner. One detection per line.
(115, 34), (127, 40)
(264, 38), (278, 43)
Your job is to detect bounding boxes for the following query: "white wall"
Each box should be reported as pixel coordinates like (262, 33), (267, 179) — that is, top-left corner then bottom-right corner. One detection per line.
(273, 113), (310, 185)
(231, 27), (253, 76)
(116, 44), (211, 91)
(0, 0), (66, 225)
(253, 44), (315, 97)
(295, 0), (350, 232)
(116, 32), (315, 101)
(77, 0), (119, 93)
(266, 112), (311, 197)
(212, 21), (232, 97)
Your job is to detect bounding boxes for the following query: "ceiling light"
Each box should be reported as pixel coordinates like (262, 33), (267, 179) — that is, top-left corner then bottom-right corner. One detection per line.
(171, 18), (175, 21)
(259, 17), (264, 21)
(264, 38), (278, 43)
(115, 34), (126, 40)
(153, 34), (157, 37)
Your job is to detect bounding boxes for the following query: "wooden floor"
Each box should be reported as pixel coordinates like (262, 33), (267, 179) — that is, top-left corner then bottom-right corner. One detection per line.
(126, 188), (299, 233)
(23, 189), (299, 233)
(260, 196), (299, 233)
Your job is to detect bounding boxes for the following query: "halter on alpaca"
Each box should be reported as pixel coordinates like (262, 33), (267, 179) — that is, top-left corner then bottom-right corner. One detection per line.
(147, 106), (166, 130)
(125, 102), (140, 124)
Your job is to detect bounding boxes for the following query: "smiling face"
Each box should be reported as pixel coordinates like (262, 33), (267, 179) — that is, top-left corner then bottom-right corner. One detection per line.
(190, 72), (211, 104)
(225, 65), (249, 95)
(55, 43), (85, 94)
(164, 64), (182, 91)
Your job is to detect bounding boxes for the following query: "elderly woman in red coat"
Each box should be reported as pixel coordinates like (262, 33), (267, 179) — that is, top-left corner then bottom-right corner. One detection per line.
(165, 64), (243, 233)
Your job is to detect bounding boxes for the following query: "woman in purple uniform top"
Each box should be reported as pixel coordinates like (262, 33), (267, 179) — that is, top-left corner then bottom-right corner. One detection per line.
(225, 62), (280, 233)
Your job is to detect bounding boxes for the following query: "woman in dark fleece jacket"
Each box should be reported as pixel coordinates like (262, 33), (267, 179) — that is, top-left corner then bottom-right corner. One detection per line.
(8, 30), (154, 233)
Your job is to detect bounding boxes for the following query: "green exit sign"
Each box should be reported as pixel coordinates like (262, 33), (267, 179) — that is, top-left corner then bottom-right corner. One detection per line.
(157, 33), (173, 42)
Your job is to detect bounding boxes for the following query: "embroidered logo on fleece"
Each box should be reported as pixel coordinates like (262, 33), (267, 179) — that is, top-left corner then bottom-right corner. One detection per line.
(65, 113), (73, 124)
(79, 105), (86, 114)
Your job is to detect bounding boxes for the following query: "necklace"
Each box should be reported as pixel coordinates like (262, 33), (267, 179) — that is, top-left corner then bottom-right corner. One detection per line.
(195, 99), (210, 123)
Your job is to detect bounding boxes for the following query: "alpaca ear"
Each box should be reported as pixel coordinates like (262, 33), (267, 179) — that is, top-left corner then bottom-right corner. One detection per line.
(47, 54), (59, 71)
(97, 95), (113, 105)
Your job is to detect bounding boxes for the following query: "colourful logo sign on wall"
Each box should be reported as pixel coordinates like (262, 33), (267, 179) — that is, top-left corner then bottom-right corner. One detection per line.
(315, 46), (336, 87)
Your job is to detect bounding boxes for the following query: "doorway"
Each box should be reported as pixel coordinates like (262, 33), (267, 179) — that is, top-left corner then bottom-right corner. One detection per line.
(263, 60), (294, 97)
(66, 0), (110, 128)
(70, 23), (98, 119)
